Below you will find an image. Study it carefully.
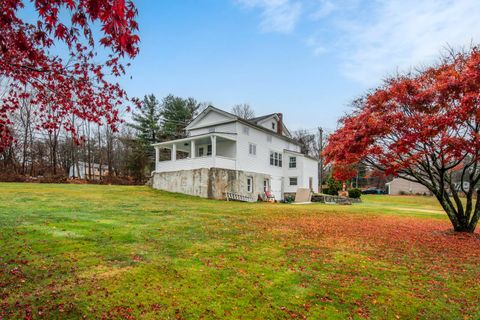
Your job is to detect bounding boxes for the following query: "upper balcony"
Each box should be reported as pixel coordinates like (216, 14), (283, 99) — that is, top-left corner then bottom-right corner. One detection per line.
(152, 133), (237, 173)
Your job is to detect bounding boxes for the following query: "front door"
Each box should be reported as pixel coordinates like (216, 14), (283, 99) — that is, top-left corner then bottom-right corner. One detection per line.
(263, 179), (270, 192)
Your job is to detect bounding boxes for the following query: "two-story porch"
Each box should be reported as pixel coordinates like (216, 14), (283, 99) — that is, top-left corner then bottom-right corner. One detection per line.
(152, 133), (237, 173)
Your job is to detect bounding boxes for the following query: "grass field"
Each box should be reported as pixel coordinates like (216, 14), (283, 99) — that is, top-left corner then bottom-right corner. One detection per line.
(0, 183), (479, 319)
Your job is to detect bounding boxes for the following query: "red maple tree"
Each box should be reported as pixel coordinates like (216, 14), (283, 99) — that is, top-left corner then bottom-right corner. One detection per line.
(0, 0), (140, 151)
(325, 47), (480, 233)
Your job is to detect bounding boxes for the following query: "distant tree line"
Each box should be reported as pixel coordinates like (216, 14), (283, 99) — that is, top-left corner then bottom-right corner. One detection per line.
(0, 91), (207, 183)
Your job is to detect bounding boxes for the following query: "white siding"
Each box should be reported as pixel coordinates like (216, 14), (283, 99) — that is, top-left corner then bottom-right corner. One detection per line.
(189, 122), (236, 136)
(284, 153), (302, 193)
(189, 110), (233, 129)
(156, 156), (236, 172)
(234, 123), (304, 199)
(302, 157), (319, 193)
(257, 117), (278, 133)
(282, 153), (319, 194)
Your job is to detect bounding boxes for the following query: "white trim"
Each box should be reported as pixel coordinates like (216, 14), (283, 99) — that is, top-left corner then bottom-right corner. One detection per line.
(248, 143), (257, 156)
(152, 132), (236, 148)
(247, 176), (254, 193)
(185, 106), (237, 130)
(269, 150), (283, 168)
(289, 177), (298, 186)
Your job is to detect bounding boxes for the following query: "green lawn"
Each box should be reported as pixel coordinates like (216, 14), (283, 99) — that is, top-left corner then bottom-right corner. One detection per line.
(0, 183), (479, 319)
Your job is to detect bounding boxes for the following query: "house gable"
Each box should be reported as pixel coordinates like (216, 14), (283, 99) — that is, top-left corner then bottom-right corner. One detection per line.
(186, 106), (237, 131)
(250, 114), (292, 138)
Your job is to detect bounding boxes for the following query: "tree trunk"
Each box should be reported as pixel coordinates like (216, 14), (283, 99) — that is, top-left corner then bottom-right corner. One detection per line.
(438, 191), (479, 233)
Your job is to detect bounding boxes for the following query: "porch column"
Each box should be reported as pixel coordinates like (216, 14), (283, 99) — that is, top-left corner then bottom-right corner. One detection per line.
(171, 143), (177, 161)
(155, 147), (159, 171)
(191, 140), (196, 158)
(210, 135), (217, 157)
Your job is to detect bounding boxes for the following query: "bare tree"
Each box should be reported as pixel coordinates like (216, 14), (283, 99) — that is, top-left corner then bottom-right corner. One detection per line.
(231, 104), (255, 119)
(293, 128), (331, 188)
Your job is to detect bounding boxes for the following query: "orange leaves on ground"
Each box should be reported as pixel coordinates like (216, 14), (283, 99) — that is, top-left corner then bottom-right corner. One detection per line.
(260, 213), (480, 265)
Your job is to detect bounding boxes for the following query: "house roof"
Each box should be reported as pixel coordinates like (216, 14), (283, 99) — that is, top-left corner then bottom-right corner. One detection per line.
(283, 149), (319, 162)
(73, 161), (110, 170)
(186, 106), (298, 145)
(185, 106), (236, 130)
(248, 113), (277, 123)
(248, 113), (292, 137)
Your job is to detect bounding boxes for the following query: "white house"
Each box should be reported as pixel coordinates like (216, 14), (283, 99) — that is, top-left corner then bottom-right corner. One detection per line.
(151, 106), (319, 201)
(69, 161), (110, 180)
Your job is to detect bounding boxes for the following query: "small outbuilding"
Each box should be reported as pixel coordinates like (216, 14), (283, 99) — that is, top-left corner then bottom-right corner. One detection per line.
(69, 161), (110, 180)
(386, 178), (431, 195)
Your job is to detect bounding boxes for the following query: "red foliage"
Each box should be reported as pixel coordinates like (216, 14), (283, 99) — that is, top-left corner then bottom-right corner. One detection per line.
(324, 47), (480, 232)
(264, 213), (480, 267)
(0, 0), (140, 151)
(324, 48), (480, 180)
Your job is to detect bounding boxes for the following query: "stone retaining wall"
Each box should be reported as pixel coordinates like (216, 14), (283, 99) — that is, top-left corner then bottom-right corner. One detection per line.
(152, 168), (270, 200)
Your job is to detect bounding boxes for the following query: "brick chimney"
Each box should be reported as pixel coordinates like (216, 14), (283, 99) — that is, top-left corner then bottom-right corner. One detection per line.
(277, 113), (283, 136)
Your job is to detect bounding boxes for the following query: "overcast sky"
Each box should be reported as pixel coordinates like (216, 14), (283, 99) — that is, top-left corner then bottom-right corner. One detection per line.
(116, 0), (480, 131)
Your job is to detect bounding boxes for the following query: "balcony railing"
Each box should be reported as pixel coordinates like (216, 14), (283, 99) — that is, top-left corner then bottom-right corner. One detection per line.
(155, 155), (236, 173)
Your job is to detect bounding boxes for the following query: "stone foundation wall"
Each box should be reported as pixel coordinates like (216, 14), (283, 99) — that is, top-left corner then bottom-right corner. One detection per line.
(152, 168), (270, 200)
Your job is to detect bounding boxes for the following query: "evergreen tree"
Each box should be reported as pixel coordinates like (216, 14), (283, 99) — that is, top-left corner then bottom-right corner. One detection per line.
(128, 94), (162, 176)
(129, 94), (162, 145)
(160, 95), (204, 140)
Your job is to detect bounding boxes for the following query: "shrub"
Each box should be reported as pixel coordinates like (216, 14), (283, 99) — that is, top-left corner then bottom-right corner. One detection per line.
(348, 188), (362, 199)
(0, 173), (27, 182)
(326, 177), (342, 195)
(322, 188), (331, 195)
(38, 175), (68, 184)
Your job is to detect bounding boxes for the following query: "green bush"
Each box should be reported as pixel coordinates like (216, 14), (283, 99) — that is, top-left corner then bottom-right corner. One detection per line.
(322, 188), (331, 195)
(348, 188), (362, 199)
(326, 177), (342, 195)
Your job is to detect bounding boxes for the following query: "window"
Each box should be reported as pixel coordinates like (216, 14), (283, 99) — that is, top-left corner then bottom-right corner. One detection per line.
(243, 126), (249, 135)
(272, 122), (276, 130)
(289, 177), (298, 186)
(289, 156), (296, 168)
(249, 143), (256, 156)
(247, 177), (253, 193)
(267, 135), (272, 143)
(269, 151), (282, 167)
(199, 147), (204, 157)
(207, 144), (212, 156)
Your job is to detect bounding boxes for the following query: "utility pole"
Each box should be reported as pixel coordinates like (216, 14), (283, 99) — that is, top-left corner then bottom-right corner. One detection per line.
(318, 127), (323, 190)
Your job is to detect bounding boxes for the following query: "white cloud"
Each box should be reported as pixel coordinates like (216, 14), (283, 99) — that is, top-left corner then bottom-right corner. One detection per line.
(236, 0), (302, 34)
(236, 0), (480, 85)
(338, 0), (480, 85)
